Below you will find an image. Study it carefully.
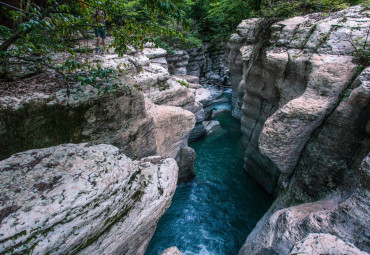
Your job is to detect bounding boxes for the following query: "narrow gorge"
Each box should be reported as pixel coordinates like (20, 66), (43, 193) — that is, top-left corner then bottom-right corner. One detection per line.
(0, 2), (369, 255)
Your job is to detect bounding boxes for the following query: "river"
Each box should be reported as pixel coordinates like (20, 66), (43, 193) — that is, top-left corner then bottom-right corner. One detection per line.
(146, 92), (273, 255)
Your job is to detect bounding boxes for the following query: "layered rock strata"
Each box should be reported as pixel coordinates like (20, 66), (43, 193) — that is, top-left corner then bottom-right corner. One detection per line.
(232, 5), (370, 255)
(230, 6), (369, 194)
(226, 18), (260, 118)
(166, 44), (229, 86)
(0, 143), (178, 255)
(0, 50), (196, 183)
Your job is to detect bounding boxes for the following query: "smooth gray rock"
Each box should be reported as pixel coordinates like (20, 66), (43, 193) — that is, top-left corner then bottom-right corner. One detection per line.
(203, 120), (223, 136)
(0, 143), (178, 255)
(290, 233), (368, 255)
(161, 247), (183, 255)
(189, 123), (206, 141)
(176, 146), (196, 184)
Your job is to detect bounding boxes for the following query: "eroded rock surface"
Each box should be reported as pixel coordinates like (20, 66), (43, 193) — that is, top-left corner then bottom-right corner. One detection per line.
(234, 5), (370, 255)
(290, 233), (368, 255)
(0, 143), (178, 255)
(161, 246), (183, 255)
(240, 153), (370, 254)
(229, 6), (370, 193)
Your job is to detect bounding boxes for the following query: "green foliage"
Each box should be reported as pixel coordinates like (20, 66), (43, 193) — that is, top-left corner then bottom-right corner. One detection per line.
(0, 0), (368, 89)
(347, 26), (370, 69)
(177, 79), (189, 87)
(261, 0), (363, 18)
(0, 0), (187, 89)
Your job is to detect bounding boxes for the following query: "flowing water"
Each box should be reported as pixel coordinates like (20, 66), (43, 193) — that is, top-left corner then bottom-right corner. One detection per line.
(146, 93), (273, 255)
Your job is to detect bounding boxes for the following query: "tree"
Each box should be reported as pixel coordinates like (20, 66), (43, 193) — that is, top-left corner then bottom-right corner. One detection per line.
(0, 0), (186, 87)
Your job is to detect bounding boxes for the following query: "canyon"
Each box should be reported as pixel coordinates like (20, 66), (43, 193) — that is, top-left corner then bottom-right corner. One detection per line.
(1, 4), (369, 255)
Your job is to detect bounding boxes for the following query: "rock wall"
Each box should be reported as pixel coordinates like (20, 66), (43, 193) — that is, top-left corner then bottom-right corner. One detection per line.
(0, 48), (199, 253)
(166, 44), (229, 86)
(230, 5), (370, 254)
(0, 50), (197, 183)
(226, 18), (260, 119)
(0, 143), (178, 255)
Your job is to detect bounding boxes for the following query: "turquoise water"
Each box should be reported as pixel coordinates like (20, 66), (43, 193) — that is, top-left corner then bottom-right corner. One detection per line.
(146, 94), (273, 255)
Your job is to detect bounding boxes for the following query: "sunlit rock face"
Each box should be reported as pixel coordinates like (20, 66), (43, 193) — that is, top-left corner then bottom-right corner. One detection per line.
(230, 5), (370, 255)
(0, 50), (196, 173)
(229, 6), (369, 194)
(0, 143), (178, 255)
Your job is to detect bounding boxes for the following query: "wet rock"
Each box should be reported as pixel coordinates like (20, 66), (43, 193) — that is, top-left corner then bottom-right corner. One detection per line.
(0, 143), (178, 255)
(195, 88), (213, 120)
(212, 108), (230, 118)
(213, 97), (229, 104)
(204, 120), (223, 136)
(176, 146), (196, 184)
(161, 247), (183, 255)
(207, 85), (223, 100)
(189, 123), (206, 141)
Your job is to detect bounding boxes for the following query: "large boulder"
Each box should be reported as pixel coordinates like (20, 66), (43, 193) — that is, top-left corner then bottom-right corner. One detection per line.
(0, 143), (178, 255)
(145, 99), (195, 159)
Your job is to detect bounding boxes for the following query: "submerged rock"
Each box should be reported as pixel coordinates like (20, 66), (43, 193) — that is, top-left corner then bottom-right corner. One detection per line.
(0, 143), (178, 255)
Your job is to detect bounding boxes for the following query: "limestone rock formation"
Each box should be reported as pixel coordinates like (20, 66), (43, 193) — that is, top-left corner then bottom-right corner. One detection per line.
(203, 120), (223, 136)
(290, 233), (368, 255)
(176, 146), (196, 184)
(229, 6), (370, 194)
(0, 52), (195, 167)
(226, 18), (260, 118)
(167, 44), (229, 86)
(167, 50), (190, 76)
(0, 83), (157, 161)
(0, 143), (178, 255)
(145, 99), (195, 159)
(240, 153), (370, 254)
(234, 6), (370, 255)
(195, 88), (213, 121)
(161, 247), (183, 255)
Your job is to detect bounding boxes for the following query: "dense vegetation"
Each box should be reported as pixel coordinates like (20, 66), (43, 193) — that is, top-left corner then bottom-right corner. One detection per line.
(0, 0), (368, 85)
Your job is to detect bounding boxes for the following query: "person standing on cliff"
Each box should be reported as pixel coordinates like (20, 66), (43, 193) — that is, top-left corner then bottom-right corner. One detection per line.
(93, 9), (108, 54)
